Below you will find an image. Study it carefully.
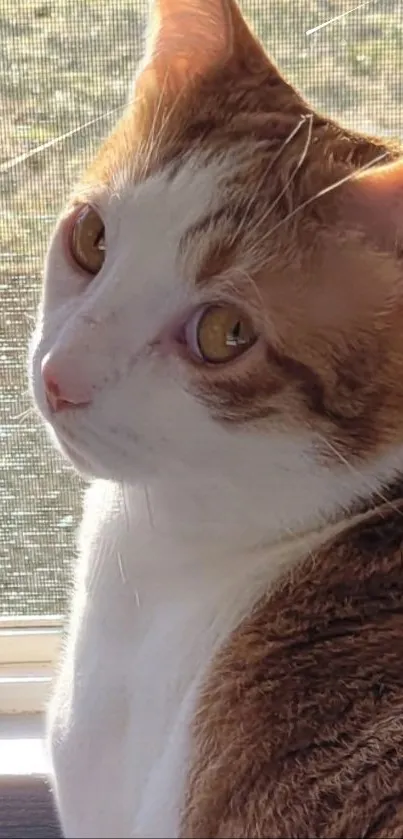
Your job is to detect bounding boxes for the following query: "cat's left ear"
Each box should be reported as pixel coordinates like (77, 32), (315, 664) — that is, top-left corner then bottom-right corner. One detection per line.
(343, 157), (403, 253)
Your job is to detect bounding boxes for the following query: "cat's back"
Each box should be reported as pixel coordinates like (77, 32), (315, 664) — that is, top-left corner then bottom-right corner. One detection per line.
(181, 502), (403, 838)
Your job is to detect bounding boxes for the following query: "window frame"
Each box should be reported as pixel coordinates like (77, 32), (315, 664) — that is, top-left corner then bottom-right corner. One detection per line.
(0, 616), (63, 714)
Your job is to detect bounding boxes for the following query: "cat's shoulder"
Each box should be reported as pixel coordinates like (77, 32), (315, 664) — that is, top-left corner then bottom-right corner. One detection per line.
(181, 504), (403, 838)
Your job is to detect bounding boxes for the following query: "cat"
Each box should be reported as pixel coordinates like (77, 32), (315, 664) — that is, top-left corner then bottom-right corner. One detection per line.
(29, 0), (403, 836)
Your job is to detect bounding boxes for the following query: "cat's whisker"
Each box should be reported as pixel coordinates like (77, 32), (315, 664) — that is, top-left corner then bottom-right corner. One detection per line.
(117, 550), (128, 587)
(138, 72), (183, 181)
(144, 484), (155, 531)
(11, 402), (42, 442)
(230, 115), (308, 247)
(0, 105), (126, 175)
(144, 72), (170, 174)
(75, 425), (154, 539)
(306, 0), (379, 37)
(246, 113), (314, 264)
(253, 149), (389, 258)
(119, 484), (142, 607)
(122, 482), (131, 532)
(145, 82), (184, 177)
(242, 120), (315, 272)
(86, 540), (107, 596)
(12, 406), (36, 426)
(244, 119), (317, 269)
(318, 434), (403, 520)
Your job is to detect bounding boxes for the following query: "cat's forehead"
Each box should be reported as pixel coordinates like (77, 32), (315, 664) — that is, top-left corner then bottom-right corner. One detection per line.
(112, 152), (236, 284)
(75, 139), (267, 288)
(111, 151), (224, 228)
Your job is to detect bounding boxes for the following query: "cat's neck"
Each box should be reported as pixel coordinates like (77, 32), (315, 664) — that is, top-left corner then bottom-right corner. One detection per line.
(84, 476), (399, 580)
(121, 465), (403, 558)
(80, 437), (403, 605)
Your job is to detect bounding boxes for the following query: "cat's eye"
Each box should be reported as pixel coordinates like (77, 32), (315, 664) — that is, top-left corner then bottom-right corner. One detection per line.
(68, 204), (105, 275)
(183, 304), (257, 364)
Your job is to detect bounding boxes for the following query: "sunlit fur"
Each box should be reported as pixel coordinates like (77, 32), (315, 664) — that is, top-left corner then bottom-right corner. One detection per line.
(29, 0), (403, 836)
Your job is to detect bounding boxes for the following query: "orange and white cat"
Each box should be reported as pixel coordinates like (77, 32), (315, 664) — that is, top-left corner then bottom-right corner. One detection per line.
(30, 1), (403, 837)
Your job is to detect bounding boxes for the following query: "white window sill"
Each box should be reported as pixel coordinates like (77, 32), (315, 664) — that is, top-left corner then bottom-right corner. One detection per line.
(0, 714), (49, 776)
(0, 666), (53, 714)
(0, 617), (60, 775)
(0, 617), (61, 715)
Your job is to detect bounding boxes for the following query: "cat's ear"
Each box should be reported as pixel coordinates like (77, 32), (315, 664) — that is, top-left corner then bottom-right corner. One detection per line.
(134, 0), (276, 101)
(343, 157), (403, 254)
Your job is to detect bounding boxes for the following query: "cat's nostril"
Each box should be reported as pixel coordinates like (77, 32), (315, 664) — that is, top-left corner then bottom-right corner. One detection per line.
(41, 353), (92, 414)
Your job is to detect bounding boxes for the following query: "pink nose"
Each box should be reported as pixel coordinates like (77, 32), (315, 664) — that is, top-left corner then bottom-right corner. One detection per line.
(41, 353), (92, 413)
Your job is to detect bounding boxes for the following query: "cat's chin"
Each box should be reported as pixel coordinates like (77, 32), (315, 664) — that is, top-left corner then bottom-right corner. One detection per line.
(50, 425), (149, 485)
(43, 420), (113, 481)
(56, 437), (98, 481)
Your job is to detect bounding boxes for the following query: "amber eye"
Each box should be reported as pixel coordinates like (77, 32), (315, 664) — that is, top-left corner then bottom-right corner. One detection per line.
(183, 304), (257, 364)
(68, 204), (105, 275)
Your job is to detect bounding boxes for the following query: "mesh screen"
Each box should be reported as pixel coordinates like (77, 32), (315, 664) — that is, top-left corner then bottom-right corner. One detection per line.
(1, 0), (402, 616)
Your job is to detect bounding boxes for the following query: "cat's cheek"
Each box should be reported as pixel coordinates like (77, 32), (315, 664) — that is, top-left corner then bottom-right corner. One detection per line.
(182, 340), (282, 423)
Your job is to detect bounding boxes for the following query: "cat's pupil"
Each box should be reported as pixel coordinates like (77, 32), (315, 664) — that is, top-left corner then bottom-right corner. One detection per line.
(227, 320), (243, 346)
(94, 230), (105, 251)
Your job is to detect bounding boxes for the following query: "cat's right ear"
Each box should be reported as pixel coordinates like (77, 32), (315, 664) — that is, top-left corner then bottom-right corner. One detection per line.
(133, 0), (288, 104)
(136, 0), (232, 98)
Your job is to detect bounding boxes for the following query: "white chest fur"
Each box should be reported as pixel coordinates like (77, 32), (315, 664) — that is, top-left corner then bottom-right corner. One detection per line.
(48, 481), (325, 839)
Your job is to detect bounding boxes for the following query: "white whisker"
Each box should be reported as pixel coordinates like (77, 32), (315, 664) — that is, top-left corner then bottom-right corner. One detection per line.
(318, 434), (403, 519)
(142, 71), (170, 176)
(255, 149), (388, 252)
(119, 484), (141, 607)
(13, 407), (35, 424)
(230, 114), (308, 246)
(249, 113), (314, 249)
(137, 71), (185, 182)
(117, 550), (129, 586)
(144, 484), (155, 531)
(122, 482), (131, 532)
(86, 539), (106, 596)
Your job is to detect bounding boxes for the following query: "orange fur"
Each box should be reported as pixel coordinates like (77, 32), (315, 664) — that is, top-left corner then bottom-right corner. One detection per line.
(181, 498), (403, 838)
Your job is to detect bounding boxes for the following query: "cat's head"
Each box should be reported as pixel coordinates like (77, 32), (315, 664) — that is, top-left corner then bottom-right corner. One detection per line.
(30, 0), (403, 548)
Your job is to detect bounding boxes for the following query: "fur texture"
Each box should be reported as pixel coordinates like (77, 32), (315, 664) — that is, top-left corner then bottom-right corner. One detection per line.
(29, 0), (403, 836)
(182, 497), (403, 839)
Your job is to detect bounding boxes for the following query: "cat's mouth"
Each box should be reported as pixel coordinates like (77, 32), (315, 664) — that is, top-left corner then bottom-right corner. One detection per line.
(37, 387), (104, 477)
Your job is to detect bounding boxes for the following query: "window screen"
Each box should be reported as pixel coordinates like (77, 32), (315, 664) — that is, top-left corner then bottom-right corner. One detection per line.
(1, 0), (402, 616)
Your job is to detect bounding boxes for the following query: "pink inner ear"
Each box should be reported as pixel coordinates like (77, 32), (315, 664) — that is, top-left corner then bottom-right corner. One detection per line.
(144, 0), (234, 91)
